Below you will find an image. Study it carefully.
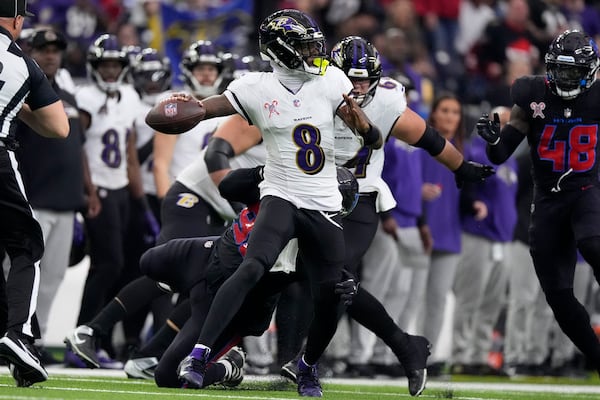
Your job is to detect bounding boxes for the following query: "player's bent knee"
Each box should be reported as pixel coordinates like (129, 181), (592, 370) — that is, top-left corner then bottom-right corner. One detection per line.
(235, 258), (269, 286)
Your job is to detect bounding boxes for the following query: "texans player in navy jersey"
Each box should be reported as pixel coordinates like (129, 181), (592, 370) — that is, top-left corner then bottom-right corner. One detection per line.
(477, 29), (600, 376)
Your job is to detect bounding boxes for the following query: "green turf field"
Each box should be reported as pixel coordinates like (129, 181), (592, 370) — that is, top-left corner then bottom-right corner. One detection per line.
(1, 369), (600, 400)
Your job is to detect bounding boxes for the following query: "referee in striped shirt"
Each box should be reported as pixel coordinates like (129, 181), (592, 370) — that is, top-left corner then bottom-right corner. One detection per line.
(0, 0), (69, 387)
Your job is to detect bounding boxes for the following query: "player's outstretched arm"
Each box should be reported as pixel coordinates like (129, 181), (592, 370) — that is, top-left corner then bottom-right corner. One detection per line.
(391, 107), (495, 187)
(167, 92), (237, 119)
(477, 105), (528, 165)
(145, 92), (237, 134)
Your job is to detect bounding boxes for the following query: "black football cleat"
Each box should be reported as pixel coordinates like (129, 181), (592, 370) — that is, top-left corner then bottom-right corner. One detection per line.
(398, 335), (431, 397)
(280, 357), (299, 383)
(217, 346), (245, 387)
(64, 325), (99, 368)
(0, 332), (48, 387)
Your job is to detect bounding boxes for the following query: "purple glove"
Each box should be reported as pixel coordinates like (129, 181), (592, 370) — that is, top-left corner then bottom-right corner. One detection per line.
(73, 214), (85, 246)
(143, 209), (160, 246)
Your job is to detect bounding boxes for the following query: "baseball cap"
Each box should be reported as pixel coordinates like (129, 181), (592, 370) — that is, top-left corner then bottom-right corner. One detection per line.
(0, 0), (34, 18)
(29, 29), (67, 50)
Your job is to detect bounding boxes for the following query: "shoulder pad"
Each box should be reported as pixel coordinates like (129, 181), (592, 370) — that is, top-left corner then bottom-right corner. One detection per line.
(511, 76), (547, 109)
(378, 77), (404, 92)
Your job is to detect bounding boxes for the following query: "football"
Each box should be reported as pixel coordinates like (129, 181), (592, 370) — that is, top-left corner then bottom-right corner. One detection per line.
(145, 96), (206, 134)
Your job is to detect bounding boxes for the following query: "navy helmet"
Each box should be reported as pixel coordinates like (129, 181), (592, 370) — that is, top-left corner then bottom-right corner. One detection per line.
(545, 30), (600, 99)
(331, 36), (382, 106)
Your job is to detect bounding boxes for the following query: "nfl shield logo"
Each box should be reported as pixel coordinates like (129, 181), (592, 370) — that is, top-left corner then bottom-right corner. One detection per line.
(164, 103), (177, 117)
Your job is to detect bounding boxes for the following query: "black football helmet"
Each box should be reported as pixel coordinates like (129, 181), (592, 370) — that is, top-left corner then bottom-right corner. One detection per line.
(545, 30), (600, 99)
(132, 48), (172, 103)
(220, 52), (254, 82)
(331, 36), (382, 106)
(87, 34), (129, 93)
(123, 45), (142, 69)
(180, 40), (223, 98)
(258, 9), (328, 76)
(337, 166), (359, 217)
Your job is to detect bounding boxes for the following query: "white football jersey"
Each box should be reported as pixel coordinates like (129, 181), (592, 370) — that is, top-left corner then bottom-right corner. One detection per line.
(334, 76), (408, 212)
(77, 83), (142, 189)
(134, 101), (156, 195)
(224, 67), (353, 211)
(176, 142), (267, 221)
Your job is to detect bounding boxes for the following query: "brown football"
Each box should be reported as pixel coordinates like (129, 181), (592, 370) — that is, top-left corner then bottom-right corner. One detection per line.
(145, 97), (206, 134)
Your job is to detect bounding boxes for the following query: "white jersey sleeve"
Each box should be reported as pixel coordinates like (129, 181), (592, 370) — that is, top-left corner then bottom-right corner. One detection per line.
(77, 84), (142, 190)
(223, 68), (353, 211)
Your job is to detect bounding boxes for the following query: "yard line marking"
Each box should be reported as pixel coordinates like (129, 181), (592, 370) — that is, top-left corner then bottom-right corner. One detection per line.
(0, 397), (56, 400)
(0, 385), (310, 400)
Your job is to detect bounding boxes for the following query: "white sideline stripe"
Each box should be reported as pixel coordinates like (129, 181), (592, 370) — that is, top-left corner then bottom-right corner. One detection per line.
(0, 397), (55, 400)
(3, 367), (600, 395)
(0, 385), (314, 400)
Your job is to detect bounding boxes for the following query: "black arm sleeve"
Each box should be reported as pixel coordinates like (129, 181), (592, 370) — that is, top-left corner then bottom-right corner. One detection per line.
(218, 166), (264, 205)
(413, 125), (446, 157)
(205, 136), (235, 173)
(486, 124), (525, 165)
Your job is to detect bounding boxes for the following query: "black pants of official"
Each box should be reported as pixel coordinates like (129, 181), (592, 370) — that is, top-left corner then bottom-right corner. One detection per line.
(0, 148), (43, 339)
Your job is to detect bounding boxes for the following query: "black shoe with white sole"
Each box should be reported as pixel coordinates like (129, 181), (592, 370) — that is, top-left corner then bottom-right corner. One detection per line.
(124, 356), (158, 379)
(64, 325), (99, 368)
(0, 332), (48, 387)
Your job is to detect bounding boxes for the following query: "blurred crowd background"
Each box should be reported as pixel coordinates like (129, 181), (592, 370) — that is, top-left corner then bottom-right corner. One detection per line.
(23, 0), (600, 125)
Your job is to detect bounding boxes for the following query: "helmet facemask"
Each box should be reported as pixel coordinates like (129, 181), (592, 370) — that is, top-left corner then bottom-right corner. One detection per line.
(546, 62), (598, 99)
(87, 34), (129, 94)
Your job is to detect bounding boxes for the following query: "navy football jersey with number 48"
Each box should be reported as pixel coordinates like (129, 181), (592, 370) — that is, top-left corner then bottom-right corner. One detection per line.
(512, 76), (600, 192)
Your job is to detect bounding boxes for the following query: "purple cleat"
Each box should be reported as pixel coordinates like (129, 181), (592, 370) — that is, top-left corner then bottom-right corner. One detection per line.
(178, 346), (210, 389)
(297, 357), (322, 397)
